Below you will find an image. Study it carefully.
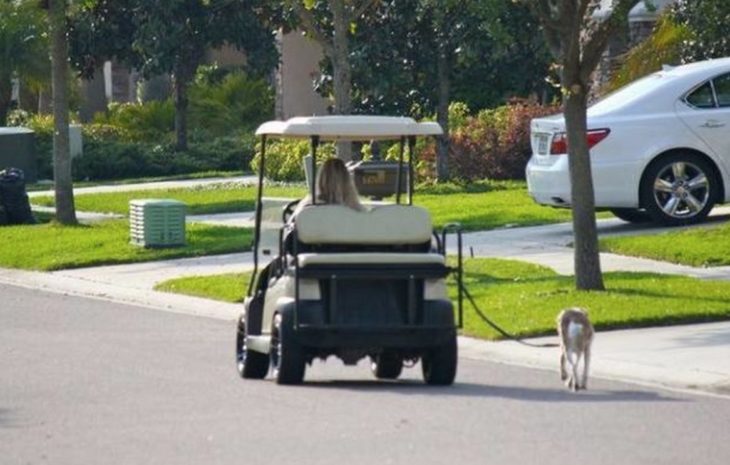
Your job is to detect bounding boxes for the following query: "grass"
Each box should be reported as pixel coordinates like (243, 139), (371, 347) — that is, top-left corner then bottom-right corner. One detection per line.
(0, 220), (252, 271)
(26, 170), (247, 192)
(32, 180), (581, 230)
(32, 184), (306, 216)
(154, 257), (730, 340)
(600, 221), (730, 267)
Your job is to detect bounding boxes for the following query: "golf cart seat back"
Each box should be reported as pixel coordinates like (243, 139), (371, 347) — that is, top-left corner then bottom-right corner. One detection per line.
(293, 204), (433, 253)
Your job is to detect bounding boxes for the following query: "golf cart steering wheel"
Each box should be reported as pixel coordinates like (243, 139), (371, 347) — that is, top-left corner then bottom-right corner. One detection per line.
(282, 199), (301, 223)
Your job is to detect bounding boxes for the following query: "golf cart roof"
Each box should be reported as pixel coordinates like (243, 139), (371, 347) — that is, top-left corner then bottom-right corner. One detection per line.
(255, 116), (443, 140)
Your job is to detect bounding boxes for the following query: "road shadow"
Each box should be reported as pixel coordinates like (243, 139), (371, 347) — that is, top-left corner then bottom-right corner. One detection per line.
(0, 408), (19, 428)
(300, 380), (681, 403)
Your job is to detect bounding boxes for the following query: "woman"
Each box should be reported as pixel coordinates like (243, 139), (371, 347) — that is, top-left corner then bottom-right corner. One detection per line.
(292, 158), (365, 217)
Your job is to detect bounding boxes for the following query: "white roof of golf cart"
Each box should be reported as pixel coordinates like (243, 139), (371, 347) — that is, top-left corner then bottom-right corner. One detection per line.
(255, 116), (442, 140)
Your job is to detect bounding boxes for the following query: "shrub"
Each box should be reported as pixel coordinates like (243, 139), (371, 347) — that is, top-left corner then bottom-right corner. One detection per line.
(419, 100), (559, 182)
(93, 100), (175, 142)
(250, 139), (335, 182)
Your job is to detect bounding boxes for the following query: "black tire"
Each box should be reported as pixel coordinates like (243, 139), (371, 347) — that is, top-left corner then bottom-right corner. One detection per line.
(609, 208), (651, 224)
(370, 351), (403, 380)
(640, 153), (718, 226)
(422, 333), (458, 386)
(236, 316), (269, 379)
(270, 311), (306, 385)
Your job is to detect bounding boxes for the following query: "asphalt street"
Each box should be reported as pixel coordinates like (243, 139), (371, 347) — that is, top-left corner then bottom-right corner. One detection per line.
(2, 284), (729, 465)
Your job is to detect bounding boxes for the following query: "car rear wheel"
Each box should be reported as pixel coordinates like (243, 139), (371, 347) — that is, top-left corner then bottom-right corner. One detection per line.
(609, 208), (651, 224)
(641, 154), (717, 226)
(236, 317), (269, 379)
(422, 334), (457, 386)
(270, 311), (306, 385)
(371, 351), (403, 379)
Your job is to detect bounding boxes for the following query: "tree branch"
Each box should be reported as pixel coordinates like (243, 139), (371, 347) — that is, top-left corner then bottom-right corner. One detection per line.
(291, 1), (334, 57)
(353, 0), (379, 20)
(581, 0), (642, 75)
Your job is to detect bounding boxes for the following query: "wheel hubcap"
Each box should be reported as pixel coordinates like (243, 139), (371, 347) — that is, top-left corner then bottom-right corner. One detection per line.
(653, 161), (709, 219)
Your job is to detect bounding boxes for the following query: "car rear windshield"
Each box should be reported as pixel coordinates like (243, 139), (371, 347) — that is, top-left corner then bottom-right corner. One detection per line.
(589, 73), (672, 115)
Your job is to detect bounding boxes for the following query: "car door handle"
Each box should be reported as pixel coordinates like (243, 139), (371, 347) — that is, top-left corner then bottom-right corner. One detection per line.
(700, 120), (726, 128)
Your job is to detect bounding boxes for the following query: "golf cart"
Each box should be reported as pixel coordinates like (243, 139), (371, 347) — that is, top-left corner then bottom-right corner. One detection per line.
(236, 116), (464, 385)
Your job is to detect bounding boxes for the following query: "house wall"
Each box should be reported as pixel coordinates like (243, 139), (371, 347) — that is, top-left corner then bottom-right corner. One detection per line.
(276, 30), (330, 119)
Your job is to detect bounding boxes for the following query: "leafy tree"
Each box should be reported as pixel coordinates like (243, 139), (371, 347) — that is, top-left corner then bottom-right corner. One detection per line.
(348, 0), (551, 179)
(672, 0), (730, 62)
(70, 0), (277, 151)
(530, 0), (644, 291)
(0, 0), (49, 125)
(47, 0), (77, 224)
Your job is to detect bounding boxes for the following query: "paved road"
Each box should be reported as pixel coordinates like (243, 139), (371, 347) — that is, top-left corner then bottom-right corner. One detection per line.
(2, 285), (729, 465)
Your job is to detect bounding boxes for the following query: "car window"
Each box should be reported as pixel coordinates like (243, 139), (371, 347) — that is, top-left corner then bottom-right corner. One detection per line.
(712, 74), (730, 107)
(685, 82), (716, 108)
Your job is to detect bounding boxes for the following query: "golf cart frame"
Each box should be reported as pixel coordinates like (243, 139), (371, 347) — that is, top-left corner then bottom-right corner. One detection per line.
(236, 116), (464, 385)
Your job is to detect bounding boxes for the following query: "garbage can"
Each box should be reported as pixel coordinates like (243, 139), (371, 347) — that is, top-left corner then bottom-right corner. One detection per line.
(0, 167), (36, 225)
(348, 160), (408, 198)
(0, 127), (37, 183)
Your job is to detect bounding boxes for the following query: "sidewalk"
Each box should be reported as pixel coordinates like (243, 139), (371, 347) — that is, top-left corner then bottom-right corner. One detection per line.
(8, 180), (730, 396)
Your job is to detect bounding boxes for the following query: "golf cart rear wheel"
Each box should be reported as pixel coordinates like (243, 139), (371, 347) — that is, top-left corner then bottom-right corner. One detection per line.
(371, 351), (403, 379)
(236, 317), (269, 379)
(270, 311), (306, 385)
(422, 334), (457, 386)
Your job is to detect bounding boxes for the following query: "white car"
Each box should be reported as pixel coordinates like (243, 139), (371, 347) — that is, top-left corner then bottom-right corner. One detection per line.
(526, 57), (730, 225)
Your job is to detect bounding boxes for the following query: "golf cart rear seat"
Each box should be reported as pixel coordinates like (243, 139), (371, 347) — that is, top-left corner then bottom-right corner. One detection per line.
(292, 204), (448, 279)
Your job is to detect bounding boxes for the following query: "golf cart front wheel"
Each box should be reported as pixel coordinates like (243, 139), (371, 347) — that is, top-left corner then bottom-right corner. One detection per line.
(422, 334), (457, 386)
(236, 317), (269, 379)
(371, 351), (403, 379)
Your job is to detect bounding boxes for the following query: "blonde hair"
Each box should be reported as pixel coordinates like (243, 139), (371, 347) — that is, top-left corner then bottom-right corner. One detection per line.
(315, 158), (364, 211)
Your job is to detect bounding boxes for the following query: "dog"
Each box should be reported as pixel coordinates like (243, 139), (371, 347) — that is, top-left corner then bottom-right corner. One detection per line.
(557, 307), (594, 391)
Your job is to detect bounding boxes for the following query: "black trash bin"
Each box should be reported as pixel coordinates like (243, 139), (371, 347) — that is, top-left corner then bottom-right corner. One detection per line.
(0, 168), (36, 225)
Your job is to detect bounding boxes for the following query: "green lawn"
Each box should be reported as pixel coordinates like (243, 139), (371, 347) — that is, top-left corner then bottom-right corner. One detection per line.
(32, 184), (306, 216)
(0, 220), (251, 271)
(33, 181), (578, 230)
(600, 221), (730, 267)
(154, 257), (730, 340)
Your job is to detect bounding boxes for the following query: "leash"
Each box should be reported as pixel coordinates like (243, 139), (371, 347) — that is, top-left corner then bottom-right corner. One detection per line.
(459, 281), (559, 348)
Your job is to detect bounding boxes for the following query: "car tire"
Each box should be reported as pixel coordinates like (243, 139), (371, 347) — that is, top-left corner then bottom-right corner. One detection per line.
(236, 317), (269, 379)
(640, 153), (718, 226)
(422, 333), (457, 386)
(270, 311), (306, 385)
(609, 208), (651, 224)
(371, 351), (403, 379)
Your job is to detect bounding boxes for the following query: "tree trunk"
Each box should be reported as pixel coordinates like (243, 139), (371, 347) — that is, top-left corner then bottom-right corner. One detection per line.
(49, 0), (77, 225)
(173, 72), (189, 152)
(0, 75), (11, 126)
(563, 85), (604, 290)
(435, 46), (451, 182)
(329, 0), (352, 161)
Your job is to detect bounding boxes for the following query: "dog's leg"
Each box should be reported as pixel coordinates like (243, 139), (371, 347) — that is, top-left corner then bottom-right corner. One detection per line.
(580, 344), (591, 390)
(571, 352), (581, 392)
(560, 351), (568, 381)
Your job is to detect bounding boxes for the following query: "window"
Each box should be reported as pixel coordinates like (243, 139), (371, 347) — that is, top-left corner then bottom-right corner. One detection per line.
(712, 74), (730, 107)
(685, 82), (716, 108)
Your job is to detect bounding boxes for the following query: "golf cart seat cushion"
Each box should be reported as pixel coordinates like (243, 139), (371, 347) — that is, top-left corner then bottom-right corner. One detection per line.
(298, 252), (445, 267)
(295, 204), (432, 245)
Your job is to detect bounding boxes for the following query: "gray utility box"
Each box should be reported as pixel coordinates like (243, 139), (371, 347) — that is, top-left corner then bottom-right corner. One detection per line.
(129, 199), (186, 248)
(348, 160), (407, 198)
(0, 128), (36, 183)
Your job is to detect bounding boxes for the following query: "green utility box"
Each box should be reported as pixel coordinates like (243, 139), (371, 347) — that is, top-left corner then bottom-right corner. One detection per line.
(129, 199), (186, 247)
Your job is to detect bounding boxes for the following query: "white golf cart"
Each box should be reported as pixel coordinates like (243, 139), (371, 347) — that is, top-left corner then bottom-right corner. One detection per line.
(236, 116), (464, 385)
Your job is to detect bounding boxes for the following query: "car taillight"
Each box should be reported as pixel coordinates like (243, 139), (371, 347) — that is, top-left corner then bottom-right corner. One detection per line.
(549, 129), (611, 155)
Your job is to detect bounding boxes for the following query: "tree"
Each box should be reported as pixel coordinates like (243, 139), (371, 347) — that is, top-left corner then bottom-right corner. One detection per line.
(287, 0), (379, 160)
(530, 0), (644, 290)
(672, 0), (730, 62)
(0, 0), (49, 125)
(48, 0), (77, 224)
(70, 0), (277, 151)
(348, 0), (552, 179)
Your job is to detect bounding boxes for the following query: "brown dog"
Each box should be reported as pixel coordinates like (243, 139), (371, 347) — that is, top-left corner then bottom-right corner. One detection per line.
(557, 308), (594, 391)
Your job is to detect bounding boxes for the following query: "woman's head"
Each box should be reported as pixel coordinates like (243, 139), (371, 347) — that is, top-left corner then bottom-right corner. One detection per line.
(316, 158), (363, 210)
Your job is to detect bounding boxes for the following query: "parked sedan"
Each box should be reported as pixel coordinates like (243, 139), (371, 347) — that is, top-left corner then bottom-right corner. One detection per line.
(526, 57), (730, 226)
